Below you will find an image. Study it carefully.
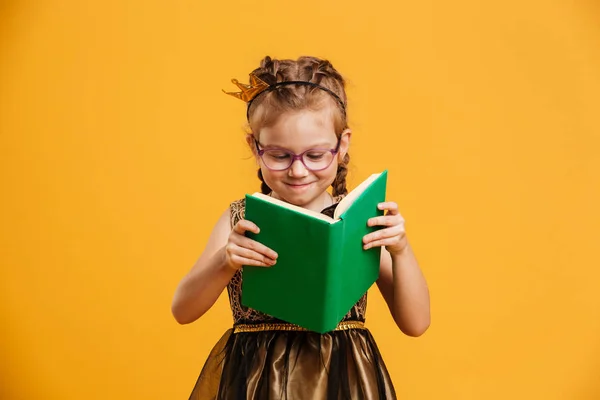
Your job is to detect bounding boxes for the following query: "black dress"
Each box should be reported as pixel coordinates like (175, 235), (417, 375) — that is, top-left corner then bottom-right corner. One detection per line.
(189, 198), (396, 399)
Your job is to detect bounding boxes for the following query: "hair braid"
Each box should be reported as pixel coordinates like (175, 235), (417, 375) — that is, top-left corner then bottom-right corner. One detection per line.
(257, 168), (271, 194)
(259, 56), (282, 84)
(309, 60), (334, 86)
(332, 153), (350, 196)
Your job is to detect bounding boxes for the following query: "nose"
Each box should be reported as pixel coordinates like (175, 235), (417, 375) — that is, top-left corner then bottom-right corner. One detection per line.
(288, 158), (309, 178)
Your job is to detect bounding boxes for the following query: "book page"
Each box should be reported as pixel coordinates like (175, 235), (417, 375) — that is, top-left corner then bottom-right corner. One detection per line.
(334, 173), (382, 220)
(250, 193), (336, 223)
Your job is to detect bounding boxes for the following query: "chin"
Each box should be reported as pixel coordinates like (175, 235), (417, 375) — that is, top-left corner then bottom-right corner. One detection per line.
(277, 188), (317, 206)
(280, 193), (313, 206)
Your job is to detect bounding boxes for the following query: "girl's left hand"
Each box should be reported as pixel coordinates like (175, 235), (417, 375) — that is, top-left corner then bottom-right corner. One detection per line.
(363, 202), (408, 256)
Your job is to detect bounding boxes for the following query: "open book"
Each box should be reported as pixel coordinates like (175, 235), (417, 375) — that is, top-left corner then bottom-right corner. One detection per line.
(241, 170), (388, 333)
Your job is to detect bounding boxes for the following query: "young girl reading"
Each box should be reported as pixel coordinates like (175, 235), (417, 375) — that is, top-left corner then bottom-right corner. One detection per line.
(172, 56), (431, 399)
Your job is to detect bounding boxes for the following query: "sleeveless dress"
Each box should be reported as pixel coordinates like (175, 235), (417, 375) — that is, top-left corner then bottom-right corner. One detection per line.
(189, 197), (397, 400)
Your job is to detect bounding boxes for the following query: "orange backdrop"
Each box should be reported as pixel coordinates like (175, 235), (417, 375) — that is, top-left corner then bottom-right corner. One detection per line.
(1, 1), (600, 399)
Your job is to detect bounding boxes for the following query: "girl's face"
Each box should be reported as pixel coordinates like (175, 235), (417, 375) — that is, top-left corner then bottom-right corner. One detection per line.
(251, 106), (350, 212)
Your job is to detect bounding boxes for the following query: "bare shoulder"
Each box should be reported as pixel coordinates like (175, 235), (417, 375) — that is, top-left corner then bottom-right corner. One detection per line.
(200, 206), (233, 261)
(211, 207), (233, 241)
(201, 199), (245, 259)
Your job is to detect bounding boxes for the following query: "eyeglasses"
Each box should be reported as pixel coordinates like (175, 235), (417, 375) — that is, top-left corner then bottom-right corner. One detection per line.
(254, 137), (341, 172)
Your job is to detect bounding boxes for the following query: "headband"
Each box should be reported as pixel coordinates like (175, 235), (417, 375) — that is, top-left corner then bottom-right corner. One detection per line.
(223, 74), (346, 120)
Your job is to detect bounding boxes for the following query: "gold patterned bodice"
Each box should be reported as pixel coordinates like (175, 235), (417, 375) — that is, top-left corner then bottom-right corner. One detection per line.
(227, 198), (368, 325)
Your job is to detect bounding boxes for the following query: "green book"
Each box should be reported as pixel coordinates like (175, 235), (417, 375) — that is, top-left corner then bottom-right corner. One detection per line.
(242, 170), (388, 333)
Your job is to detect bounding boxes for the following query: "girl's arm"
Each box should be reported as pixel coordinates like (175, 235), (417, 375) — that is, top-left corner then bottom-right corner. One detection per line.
(376, 243), (430, 337)
(171, 209), (234, 324)
(171, 208), (277, 324)
(363, 202), (431, 336)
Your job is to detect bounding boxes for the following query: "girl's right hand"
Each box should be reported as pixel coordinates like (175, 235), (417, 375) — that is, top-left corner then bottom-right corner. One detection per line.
(225, 219), (278, 271)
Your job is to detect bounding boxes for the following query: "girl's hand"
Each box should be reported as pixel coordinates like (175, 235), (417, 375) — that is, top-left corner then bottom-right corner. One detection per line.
(363, 202), (408, 256)
(225, 219), (278, 271)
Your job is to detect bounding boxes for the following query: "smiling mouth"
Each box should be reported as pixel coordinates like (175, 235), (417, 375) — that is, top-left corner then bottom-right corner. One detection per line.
(286, 182), (313, 187)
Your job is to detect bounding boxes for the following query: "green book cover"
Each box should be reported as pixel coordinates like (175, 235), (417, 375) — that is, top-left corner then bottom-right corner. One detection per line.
(241, 170), (388, 333)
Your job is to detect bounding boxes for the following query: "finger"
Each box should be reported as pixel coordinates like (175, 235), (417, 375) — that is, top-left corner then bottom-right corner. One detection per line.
(367, 215), (404, 227)
(230, 235), (278, 260)
(377, 202), (399, 214)
(232, 243), (277, 264)
(234, 219), (260, 235)
(243, 238), (278, 260)
(230, 254), (274, 268)
(363, 236), (403, 250)
(363, 226), (405, 244)
(227, 243), (276, 265)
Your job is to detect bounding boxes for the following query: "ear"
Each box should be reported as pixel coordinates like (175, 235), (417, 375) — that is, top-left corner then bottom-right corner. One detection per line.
(337, 129), (352, 161)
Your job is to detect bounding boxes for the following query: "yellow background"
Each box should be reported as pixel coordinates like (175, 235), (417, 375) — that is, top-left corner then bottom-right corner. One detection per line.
(1, 1), (599, 399)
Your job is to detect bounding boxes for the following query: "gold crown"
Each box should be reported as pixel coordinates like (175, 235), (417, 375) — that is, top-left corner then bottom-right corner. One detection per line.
(222, 74), (269, 102)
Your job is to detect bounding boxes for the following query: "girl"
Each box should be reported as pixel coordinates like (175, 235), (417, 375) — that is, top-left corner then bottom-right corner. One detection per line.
(172, 56), (430, 399)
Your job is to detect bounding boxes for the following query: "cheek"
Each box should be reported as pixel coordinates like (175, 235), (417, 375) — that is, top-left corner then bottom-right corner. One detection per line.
(315, 161), (339, 184)
(260, 167), (283, 184)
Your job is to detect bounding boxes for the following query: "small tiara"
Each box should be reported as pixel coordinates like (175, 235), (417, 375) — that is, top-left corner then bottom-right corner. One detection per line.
(223, 73), (346, 120)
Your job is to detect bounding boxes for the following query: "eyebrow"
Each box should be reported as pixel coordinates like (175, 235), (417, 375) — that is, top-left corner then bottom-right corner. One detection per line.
(259, 141), (335, 149)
